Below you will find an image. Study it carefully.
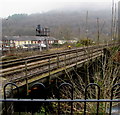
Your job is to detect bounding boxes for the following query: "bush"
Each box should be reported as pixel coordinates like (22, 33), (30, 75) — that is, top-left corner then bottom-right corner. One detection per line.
(52, 43), (62, 47)
(75, 42), (83, 47)
(79, 38), (93, 46)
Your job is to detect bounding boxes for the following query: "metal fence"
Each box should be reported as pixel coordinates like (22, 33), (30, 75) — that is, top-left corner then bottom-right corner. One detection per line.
(1, 82), (120, 115)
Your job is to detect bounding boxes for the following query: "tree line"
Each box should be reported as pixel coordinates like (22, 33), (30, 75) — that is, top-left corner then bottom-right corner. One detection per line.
(2, 9), (112, 43)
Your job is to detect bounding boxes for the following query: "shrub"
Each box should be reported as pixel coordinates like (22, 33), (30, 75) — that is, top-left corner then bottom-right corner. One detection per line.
(75, 42), (83, 47)
(79, 38), (93, 46)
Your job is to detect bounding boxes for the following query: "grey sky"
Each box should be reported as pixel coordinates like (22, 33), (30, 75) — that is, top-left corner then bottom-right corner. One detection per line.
(1, 0), (118, 18)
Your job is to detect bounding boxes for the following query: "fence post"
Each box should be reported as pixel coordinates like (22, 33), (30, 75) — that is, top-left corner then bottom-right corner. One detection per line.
(57, 54), (59, 68)
(109, 83), (120, 115)
(4, 82), (19, 115)
(58, 82), (73, 115)
(64, 53), (66, 68)
(31, 83), (46, 115)
(84, 83), (100, 115)
(48, 57), (51, 84)
(76, 48), (78, 70)
(25, 61), (29, 95)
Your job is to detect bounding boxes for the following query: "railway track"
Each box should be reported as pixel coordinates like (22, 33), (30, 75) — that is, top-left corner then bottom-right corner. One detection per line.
(1, 45), (105, 68)
(1, 43), (118, 84)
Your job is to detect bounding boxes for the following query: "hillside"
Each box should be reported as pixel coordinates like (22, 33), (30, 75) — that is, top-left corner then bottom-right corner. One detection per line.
(2, 5), (112, 42)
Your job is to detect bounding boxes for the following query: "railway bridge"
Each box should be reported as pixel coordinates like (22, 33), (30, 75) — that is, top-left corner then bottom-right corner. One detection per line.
(1, 43), (120, 114)
(1, 43), (117, 95)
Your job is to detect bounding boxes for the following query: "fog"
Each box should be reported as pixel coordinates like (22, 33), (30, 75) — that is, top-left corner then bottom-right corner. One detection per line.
(1, 0), (114, 18)
(55, 2), (112, 12)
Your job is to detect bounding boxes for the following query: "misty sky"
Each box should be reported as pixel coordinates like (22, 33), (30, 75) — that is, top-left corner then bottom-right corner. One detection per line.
(1, 0), (119, 18)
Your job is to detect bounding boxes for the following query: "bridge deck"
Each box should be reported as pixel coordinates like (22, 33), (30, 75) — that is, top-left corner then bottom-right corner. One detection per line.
(1, 43), (118, 94)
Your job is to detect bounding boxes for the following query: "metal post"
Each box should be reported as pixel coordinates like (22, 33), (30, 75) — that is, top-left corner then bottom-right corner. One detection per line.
(69, 53), (71, 65)
(45, 39), (49, 50)
(48, 57), (50, 84)
(109, 83), (120, 115)
(57, 54), (59, 68)
(76, 48), (78, 69)
(97, 18), (100, 45)
(84, 83), (100, 115)
(31, 83), (46, 115)
(25, 61), (29, 95)
(39, 43), (42, 52)
(4, 83), (19, 115)
(65, 54), (66, 68)
(58, 83), (73, 115)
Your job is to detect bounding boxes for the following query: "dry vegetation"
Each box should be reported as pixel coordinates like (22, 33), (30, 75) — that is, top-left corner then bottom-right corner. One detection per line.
(55, 46), (120, 114)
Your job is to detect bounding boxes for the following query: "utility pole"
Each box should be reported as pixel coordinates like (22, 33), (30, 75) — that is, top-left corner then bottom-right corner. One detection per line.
(45, 39), (49, 50)
(78, 27), (81, 40)
(97, 18), (100, 45)
(118, 1), (120, 43)
(111, 0), (114, 41)
(113, 3), (117, 42)
(39, 43), (42, 51)
(86, 11), (88, 41)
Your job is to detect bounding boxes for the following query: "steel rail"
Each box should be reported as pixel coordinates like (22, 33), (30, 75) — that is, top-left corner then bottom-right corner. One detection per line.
(1, 49), (102, 78)
(1, 43), (116, 68)
(1, 43), (118, 85)
(11, 51), (102, 83)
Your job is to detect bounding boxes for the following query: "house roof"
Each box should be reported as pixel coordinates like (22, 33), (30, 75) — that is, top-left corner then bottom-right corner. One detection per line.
(3, 36), (56, 41)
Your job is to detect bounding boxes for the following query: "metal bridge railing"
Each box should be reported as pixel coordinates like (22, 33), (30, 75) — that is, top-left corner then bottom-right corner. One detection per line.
(1, 82), (120, 115)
